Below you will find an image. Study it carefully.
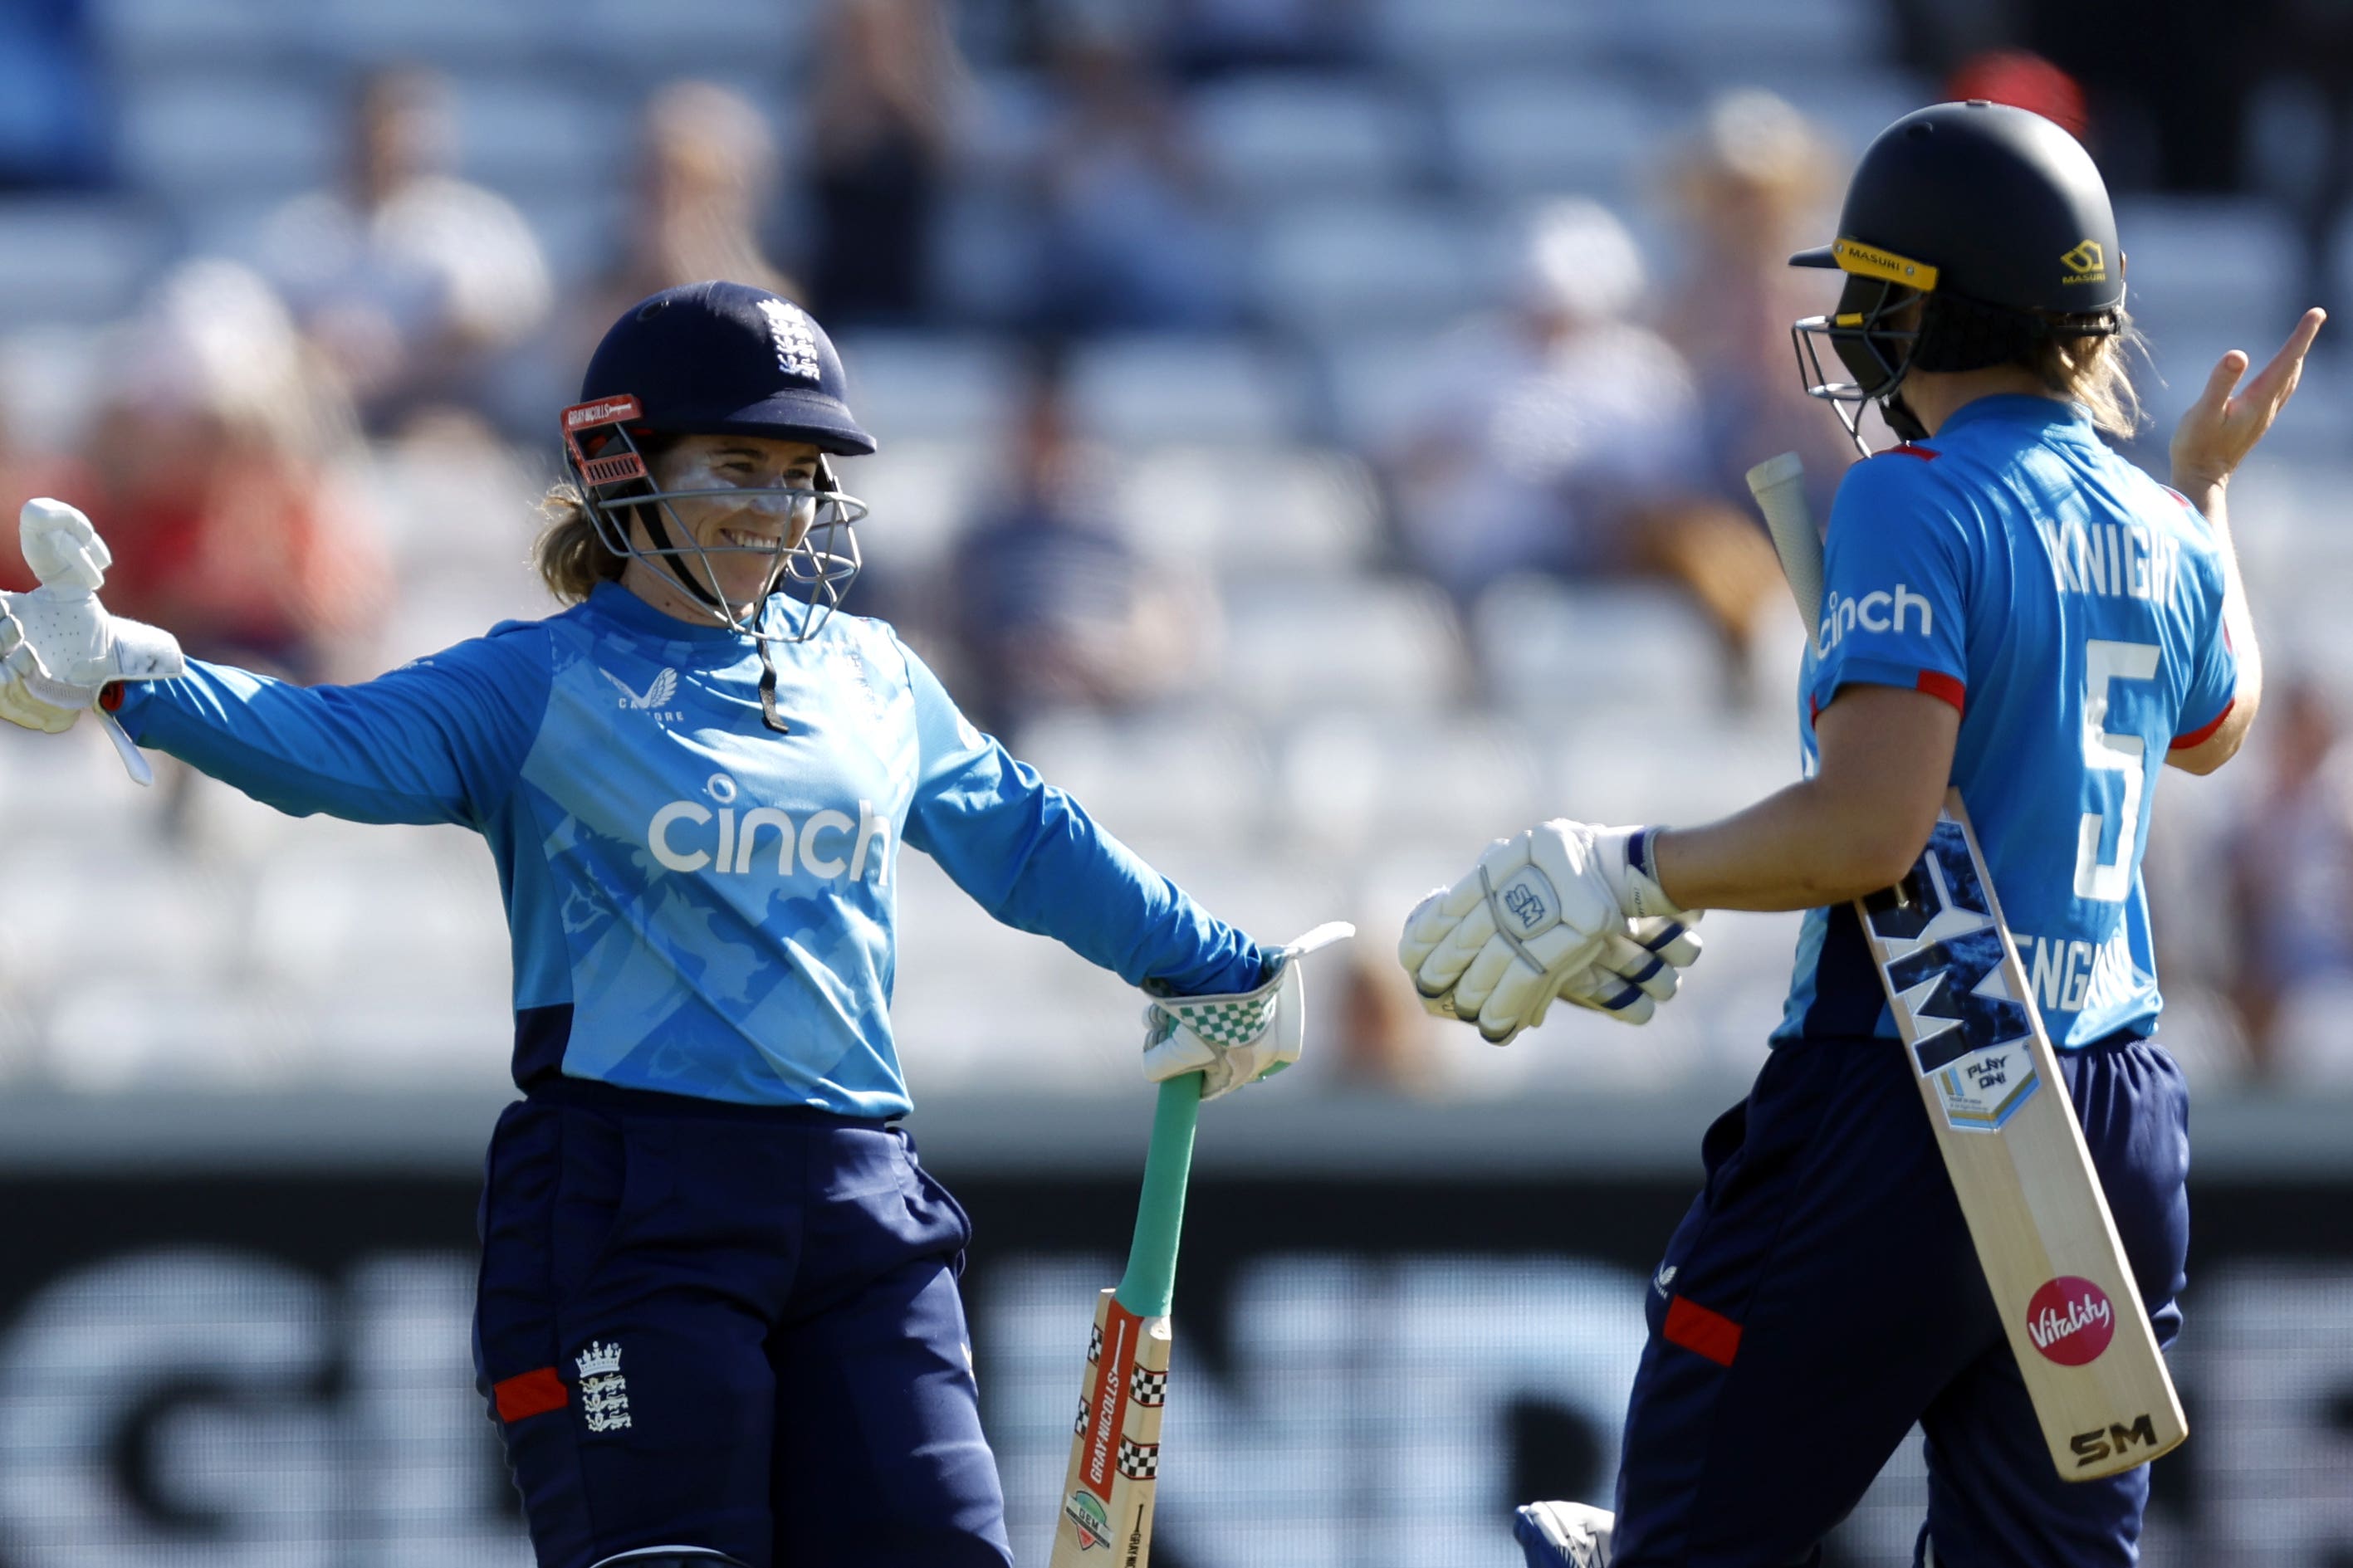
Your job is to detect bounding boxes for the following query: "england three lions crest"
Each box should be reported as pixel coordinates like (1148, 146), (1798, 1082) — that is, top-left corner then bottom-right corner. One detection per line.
(575, 1340), (632, 1434)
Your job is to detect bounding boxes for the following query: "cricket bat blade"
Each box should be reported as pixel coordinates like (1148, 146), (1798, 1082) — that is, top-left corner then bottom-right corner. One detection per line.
(1050, 1289), (1172, 1566)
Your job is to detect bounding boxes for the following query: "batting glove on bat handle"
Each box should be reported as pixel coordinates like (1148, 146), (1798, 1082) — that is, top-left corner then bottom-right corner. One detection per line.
(1141, 921), (1355, 1100)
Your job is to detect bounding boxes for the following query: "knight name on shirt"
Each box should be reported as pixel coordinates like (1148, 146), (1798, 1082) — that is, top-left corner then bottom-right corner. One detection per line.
(2043, 517), (2184, 607)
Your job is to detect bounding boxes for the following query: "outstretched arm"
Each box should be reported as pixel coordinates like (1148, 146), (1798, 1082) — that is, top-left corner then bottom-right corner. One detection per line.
(117, 642), (547, 828)
(894, 638), (1264, 997)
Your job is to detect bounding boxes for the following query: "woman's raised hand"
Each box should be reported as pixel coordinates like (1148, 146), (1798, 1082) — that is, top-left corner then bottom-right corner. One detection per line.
(2170, 307), (2327, 492)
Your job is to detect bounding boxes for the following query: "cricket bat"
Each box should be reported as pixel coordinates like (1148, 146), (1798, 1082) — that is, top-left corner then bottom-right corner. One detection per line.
(1049, 1073), (1192, 1567)
(1049, 922), (1353, 1564)
(1745, 453), (2187, 1480)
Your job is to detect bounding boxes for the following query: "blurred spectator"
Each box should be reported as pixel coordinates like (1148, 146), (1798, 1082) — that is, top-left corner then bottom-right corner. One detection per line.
(2272, 1), (2353, 332)
(0, 0), (106, 189)
(257, 67), (553, 437)
(943, 362), (1200, 735)
(573, 81), (800, 344)
(620, 81), (796, 303)
(1162, 0), (1365, 77)
(1032, 40), (1240, 332)
(1384, 199), (1783, 677)
(805, 0), (967, 327)
(68, 261), (388, 681)
(1662, 90), (1856, 527)
(1324, 946), (1438, 1096)
(0, 414), (95, 589)
(2227, 678), (2353, 1078)
(1948, 49), (2091, 141)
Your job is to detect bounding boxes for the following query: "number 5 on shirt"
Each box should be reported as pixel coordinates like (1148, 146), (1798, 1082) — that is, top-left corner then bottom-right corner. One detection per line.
(1748, 453), (2186, 1480)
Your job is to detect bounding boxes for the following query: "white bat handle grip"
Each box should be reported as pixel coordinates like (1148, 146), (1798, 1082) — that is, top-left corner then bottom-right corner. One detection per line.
(1283, 921), (1356, 960)
(1744, 451), (1823, 652)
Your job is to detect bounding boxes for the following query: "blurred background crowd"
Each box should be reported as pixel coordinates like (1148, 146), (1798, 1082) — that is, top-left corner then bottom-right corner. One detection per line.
(0, 0), (2348, 1101)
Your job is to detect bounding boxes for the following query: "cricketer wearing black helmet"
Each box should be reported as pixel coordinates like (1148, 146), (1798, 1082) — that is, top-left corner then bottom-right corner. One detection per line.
(1500, 103), (2322, 1566)
(1791, 100), (2130, 452)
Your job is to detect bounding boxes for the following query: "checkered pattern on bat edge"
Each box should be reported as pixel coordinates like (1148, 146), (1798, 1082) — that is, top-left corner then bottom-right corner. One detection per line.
(1087, 1324), (1102, 1364)
(1118, 1438), (1160, 1480)
(1130, 1365), (1168, 1406)
(1074, 1396), (1090, 1436)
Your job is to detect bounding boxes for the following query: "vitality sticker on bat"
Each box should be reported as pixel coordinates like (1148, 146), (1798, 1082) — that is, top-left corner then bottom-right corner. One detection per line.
(1863, 818), (2040, 1131)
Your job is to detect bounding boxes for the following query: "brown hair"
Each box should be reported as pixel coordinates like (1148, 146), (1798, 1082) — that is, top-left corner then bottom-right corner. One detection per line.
(532, 483), (630, 604)
(2033, 307), (2146, 440)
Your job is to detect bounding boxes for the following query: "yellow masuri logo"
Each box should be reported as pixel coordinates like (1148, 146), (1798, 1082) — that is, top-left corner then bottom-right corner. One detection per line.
(2060, 241), (2106, 280)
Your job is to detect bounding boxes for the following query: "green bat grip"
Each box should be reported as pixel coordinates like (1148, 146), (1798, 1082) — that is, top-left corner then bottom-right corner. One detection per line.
(1113, 1071), (1203, 1318)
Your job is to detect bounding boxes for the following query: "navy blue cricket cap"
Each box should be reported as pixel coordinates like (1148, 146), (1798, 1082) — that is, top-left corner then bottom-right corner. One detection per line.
(579, 280), (878, 457)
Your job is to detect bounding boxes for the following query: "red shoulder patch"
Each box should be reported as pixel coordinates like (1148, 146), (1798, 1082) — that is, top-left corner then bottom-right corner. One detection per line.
(1876, 444), (1940, 462)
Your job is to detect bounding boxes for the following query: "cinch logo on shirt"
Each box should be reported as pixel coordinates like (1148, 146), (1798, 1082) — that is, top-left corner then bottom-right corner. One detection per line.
(646, 772), (890, 884)
(1819, 583), (1934, 650)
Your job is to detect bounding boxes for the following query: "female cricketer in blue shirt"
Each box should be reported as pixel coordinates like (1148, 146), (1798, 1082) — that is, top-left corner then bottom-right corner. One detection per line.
(1402, 105), (2324, 1566)
(0, 281), (1335, 1568)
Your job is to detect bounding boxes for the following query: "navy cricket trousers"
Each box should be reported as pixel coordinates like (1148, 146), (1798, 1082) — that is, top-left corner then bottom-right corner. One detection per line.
(1612, 1030), (2189, 1568)
(472, 1079), (1013, 1568)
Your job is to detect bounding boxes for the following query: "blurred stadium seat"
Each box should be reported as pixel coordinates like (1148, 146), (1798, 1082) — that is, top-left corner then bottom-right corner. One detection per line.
(88, 0), (294, 68)
(1441, 73), (1662, 202)
(1017, 708), (1270, 844)
(306, 0), (555, 66)
(1365, 0), (1611, 72)
(0, 200), (166, 329)
(1250, 199), (1490, 335)
(837, 436), (991, 576)
(1113, 444), (1382, 579)
(115, 75), (337, 203)
(446, 76), (630, 193)
(1472, 578), (1724, 725)
(1065, 335), (1313, 445)
(2115, 197), (2300, 343)
(839, 332), (1027, 443)
(1218, 575), (1468, 717)
(568, 0), (805, 75)
(1617, 0), (1891, 72)
(1193, 75), (1431, 201)
(1274, 711), (1541, 852)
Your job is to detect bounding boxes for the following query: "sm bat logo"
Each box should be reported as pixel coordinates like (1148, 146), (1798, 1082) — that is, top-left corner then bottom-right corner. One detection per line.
(2070, 1412), (2160, 1468)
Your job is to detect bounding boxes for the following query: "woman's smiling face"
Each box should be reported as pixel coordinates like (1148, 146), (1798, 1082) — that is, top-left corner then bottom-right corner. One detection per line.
(625, 433), (825, 618)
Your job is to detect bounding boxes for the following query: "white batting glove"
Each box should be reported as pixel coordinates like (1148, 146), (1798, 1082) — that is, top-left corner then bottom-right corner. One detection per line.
(1142, 921), (1354, 1101)
(1552, 916), (1705, 1028)
(1399, 822), (1698, 1044)
(0, 499), (185, 779)
(1515, 1501), (1615, 1568)
(0, 612), (84, 733)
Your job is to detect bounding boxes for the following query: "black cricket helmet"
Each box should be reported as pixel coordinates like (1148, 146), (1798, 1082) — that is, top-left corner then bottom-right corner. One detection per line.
(1790, 100), (2125, 448)
(561, 280), (876, 639)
